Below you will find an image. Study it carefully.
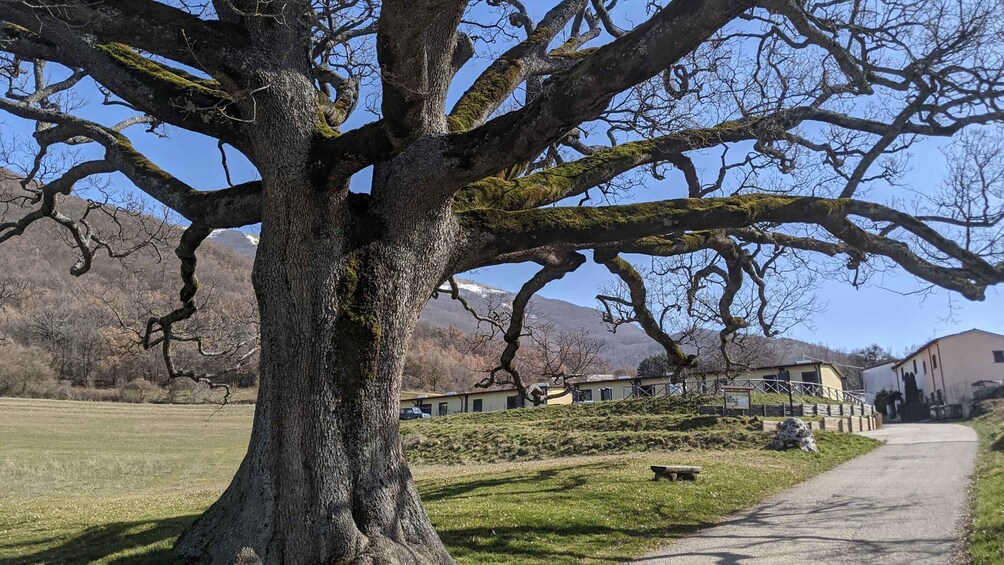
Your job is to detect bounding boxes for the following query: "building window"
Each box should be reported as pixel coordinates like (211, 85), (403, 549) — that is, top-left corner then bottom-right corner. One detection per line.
(578, 389), (593, 402)
(801, 371), (819, 384)
(506, 395), (524, 409)
(913, 359), (918, 373)
(994, 351), (1004, 363)
(438, 402), (448, 416)
(472, 399), (483, 412)
(600, 387), (613, 401)
(932, 355), (938, 369)
(418, 404), (432, 415)
(922, 360), (927, 374)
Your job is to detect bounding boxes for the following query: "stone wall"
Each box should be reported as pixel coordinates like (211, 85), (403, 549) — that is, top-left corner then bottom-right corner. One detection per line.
(761, 414), (881, 433)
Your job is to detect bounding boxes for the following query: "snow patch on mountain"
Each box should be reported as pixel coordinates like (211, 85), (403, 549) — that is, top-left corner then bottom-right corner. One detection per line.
(209, 229), (259, 243)
(205, 229), (260, 259)
(454, 281), (507, 296)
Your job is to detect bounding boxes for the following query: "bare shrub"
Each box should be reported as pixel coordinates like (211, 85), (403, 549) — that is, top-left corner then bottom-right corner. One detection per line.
(119, 378), (161, 403)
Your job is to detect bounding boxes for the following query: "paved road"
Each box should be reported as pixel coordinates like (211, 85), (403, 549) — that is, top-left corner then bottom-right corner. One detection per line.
(634, 423), (978, 565)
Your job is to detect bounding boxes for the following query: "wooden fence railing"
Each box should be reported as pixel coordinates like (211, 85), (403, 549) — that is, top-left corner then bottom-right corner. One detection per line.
(622, 378), (867, 406)
(697, 403), (875, 417)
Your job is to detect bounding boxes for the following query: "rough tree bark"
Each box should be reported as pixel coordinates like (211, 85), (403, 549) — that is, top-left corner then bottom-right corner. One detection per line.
(171, 61), (463, 556)
(176, 178), (460, 563)
(175, 244), (453, 564)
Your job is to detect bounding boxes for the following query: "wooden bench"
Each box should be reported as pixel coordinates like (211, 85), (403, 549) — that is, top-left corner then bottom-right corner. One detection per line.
(650, 465), (702, 481)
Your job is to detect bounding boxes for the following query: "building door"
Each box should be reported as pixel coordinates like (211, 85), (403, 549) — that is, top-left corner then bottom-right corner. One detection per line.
(438, 402), (448, 416)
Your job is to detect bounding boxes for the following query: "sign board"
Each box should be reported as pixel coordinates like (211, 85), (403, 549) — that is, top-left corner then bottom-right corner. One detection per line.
(723, 387), (752, 411)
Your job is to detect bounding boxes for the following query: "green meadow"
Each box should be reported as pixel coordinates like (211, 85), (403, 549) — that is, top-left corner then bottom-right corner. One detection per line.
(0, 397), (877, 564)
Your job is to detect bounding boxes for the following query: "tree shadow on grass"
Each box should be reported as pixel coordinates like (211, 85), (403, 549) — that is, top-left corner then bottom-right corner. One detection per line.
(420, 461), (612, 502)
(420, 461), (715, 563)
(3, 514), (197, 565)
(438, 522), (713, 564)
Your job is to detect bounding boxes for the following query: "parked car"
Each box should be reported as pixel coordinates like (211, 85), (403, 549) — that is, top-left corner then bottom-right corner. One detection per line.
(399, 407), (431, 420)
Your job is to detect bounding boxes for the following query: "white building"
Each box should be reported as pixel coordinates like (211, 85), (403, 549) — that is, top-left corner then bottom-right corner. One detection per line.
(891, 329), (1004, 406)
(861, 361), (899, 404)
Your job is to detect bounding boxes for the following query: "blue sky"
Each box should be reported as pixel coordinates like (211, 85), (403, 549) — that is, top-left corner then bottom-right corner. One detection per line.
(458, 129), (1004, 354)
(3, 3), (1002, 355)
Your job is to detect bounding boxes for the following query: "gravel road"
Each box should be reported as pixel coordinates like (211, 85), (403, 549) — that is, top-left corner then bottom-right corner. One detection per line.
(633, 423), (978, 565)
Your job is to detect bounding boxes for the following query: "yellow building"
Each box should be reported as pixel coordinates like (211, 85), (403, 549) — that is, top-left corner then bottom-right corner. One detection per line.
(400, 362), (848, 417)
(400, 384), (574, 417)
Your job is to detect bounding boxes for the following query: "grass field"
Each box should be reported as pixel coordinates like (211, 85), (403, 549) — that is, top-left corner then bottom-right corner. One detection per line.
(0, 397), (878, 564)
(969, 399), (1004, 565)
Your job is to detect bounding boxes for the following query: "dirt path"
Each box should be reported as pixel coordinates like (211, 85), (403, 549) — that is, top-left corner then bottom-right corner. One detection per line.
(633, 423), (977, 564)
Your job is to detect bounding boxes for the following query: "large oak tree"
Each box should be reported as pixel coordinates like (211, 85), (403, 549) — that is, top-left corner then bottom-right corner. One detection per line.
(1, 0), (1003, 563)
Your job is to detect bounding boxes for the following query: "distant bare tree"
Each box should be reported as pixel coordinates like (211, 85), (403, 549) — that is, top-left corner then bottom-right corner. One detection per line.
(598, 235), (824, 378)
(28, 303), (110, 385)
(439, 277), (604, 405)
(0, 274), (25, 342)
(403, 325), (485, 393)
(102, 278), (260, 392)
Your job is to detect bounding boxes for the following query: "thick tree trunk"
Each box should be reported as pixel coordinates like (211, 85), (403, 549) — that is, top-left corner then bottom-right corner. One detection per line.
(174, 172), (459, 563)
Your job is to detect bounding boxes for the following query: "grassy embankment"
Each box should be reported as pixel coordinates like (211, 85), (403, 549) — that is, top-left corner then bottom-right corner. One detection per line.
(0, 396), (877, 564)
(969, 398), (1004, 565)
(401, 393), (851, 464)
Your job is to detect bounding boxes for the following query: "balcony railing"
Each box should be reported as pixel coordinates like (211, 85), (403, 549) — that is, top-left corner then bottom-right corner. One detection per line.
(622, 378), (867, 405)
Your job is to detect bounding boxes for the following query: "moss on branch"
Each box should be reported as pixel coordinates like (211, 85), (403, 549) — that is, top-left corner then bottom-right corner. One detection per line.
(460, 195), (850, 249)
(95, 43), (230, 101)
(448, 59), (526, 133)
(462, 194), (1004, 301)
(548, 44), (599, 60)
(618, 233), (720, 256)
(454, 118), (772, 212)
(456, 138), (658, 210)
(447, 24), (572, 133)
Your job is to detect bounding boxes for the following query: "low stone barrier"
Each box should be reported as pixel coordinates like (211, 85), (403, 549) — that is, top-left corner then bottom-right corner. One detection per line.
(704, 403), (877, 423)
(762, 414), (880, 434)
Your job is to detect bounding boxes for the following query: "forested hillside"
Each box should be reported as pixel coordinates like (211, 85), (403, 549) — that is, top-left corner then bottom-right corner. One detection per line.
(1, 182), (866, 399)
(0, 179), (258, 398)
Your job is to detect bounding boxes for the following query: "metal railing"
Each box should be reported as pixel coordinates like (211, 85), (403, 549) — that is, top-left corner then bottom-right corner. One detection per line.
(622, 378), (866, 405)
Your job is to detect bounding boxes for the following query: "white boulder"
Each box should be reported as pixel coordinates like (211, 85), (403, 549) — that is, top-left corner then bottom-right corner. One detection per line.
(770, 417), (819, 453)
